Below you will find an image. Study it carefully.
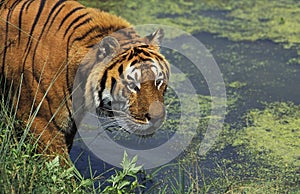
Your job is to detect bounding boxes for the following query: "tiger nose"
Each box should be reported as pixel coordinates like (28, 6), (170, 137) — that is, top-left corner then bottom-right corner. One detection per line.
(145, 101), (165, 126)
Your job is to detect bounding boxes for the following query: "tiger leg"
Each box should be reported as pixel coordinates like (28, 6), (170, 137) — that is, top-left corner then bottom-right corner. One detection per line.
(29, 116), (70, 165)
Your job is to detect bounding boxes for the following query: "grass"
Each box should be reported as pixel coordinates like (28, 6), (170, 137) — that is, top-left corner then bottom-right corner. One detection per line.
(143, 150), (300, 193)
(0, 88), (147, 193)
(0, 91), (93, 193)
(0, 122), (146, 193)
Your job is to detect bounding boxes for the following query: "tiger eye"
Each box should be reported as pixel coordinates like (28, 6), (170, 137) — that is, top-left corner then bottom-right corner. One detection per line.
(127, 82), (139, 92)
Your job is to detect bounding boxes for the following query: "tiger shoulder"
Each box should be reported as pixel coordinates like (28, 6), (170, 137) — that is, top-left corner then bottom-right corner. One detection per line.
(0, 0), (170, 162)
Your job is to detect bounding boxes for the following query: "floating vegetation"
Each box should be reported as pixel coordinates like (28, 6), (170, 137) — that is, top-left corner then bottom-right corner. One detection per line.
(77, 0), (300, 192)
(81, 0), (300, 59)
(234, 102), (300, 168)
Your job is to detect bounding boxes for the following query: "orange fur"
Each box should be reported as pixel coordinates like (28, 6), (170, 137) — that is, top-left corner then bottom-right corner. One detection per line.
(0, 0), (169, 161)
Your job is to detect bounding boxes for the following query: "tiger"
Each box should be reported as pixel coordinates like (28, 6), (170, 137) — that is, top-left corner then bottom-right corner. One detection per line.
(0, 0), (170, 161)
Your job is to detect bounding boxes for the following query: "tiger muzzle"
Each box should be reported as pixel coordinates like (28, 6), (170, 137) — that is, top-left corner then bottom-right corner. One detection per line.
(146, 101), (165, 128)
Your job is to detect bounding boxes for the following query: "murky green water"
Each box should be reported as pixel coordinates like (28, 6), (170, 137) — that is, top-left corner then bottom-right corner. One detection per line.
(72, 0), (300, 192)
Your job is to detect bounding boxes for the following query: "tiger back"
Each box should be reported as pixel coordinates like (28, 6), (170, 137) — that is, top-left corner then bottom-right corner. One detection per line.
(0, 0), (170, 161)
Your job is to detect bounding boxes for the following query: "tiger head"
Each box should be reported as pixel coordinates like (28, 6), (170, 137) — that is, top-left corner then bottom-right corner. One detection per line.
(84, 28), (170, 136)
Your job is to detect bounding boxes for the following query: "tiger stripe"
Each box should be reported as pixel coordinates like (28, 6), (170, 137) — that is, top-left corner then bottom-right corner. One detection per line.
(0, 0), (170, 160)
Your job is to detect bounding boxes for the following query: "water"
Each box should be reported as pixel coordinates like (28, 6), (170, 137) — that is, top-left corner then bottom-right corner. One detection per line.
(195, 32), (300, 121)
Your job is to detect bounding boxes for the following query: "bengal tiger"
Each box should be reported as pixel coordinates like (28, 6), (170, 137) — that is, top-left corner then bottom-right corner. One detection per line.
(0, 0), (170, 161)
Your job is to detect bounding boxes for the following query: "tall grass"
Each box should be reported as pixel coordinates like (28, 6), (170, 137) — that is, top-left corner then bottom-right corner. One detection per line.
(0, 110), (146, 193)
(0, 96), (149, 193)
(0, 83), (95, 193)
(0, 95), (148, 193)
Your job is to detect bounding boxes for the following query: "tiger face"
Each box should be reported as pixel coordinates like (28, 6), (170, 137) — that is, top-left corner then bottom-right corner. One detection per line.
(86, 29), (170, 136)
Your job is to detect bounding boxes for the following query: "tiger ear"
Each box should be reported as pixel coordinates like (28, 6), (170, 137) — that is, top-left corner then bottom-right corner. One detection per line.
(146, 28), (164, 47)
(97, 36), (120, 60)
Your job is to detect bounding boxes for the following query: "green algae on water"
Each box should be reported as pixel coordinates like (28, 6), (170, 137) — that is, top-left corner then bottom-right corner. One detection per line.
(81, 0), (300, 59)
(233, 102), (300, 167)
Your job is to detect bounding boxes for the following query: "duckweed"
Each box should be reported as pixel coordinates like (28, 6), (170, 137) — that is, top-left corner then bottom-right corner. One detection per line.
(234, 102), (300, 167)
(81, 0), (300, 58)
